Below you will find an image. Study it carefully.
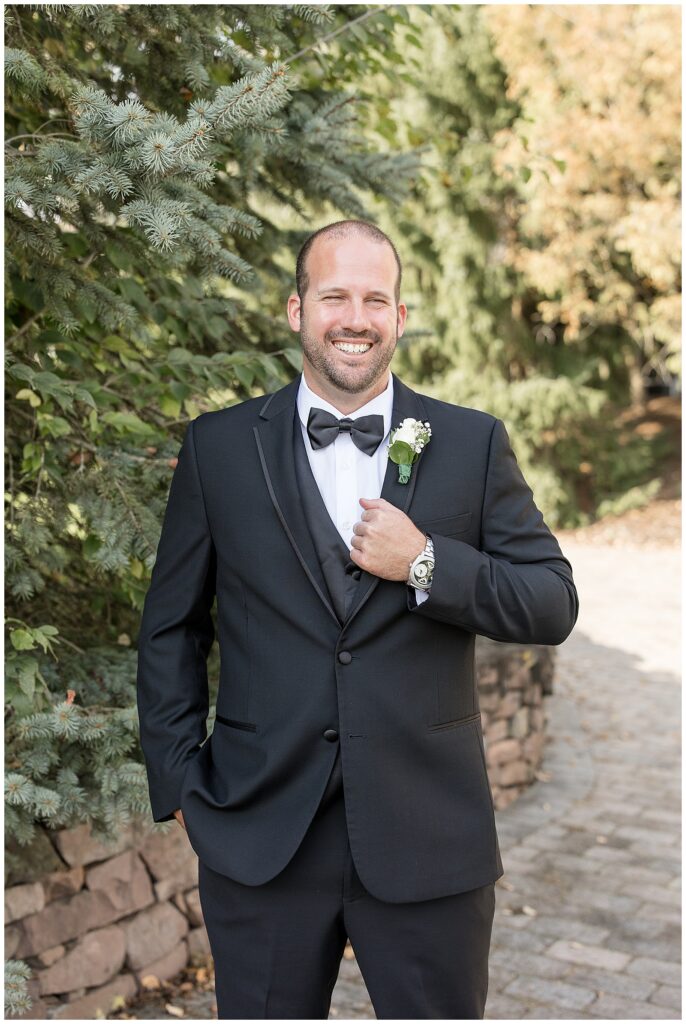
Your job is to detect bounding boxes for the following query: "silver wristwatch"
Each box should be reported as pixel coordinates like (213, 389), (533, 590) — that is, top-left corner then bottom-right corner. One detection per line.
(407, 533), (434, 590)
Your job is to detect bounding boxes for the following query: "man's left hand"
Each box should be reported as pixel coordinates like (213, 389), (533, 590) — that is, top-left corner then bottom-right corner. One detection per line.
(349, 497), (426, 582)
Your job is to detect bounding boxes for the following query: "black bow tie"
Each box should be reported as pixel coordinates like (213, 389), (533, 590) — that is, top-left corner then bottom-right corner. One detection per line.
(306, 406), (385, 456)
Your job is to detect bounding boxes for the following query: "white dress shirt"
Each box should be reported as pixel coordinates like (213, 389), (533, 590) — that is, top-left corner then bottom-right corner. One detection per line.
(296, 372), (430, 604)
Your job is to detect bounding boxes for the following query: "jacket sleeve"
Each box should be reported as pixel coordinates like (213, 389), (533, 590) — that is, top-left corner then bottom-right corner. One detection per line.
(136, 419), (216, 822)
(407, 417), (579, 645)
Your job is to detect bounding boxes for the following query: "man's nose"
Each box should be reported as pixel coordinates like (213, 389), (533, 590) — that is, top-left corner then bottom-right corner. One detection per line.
(341, 301), (370, 332)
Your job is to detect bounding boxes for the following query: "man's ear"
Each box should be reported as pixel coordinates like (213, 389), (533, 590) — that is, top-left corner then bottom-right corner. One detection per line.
(286, 293), (301, 332)
(397, 302), (408, 339)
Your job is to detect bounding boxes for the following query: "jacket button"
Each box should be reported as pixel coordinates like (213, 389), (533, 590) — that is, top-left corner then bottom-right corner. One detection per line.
(338, 651), (352, 664)
(323, 729), (339, 742)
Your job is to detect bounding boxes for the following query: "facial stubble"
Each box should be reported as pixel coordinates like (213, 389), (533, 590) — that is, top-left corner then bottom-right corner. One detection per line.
(299, 313), (398, 395)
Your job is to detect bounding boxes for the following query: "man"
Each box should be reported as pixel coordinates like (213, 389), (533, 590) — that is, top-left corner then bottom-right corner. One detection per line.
(136, 220), (578, 1019)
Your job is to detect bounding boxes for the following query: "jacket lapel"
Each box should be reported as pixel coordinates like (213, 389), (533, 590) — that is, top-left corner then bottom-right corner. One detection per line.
(253, 371), (430, 629)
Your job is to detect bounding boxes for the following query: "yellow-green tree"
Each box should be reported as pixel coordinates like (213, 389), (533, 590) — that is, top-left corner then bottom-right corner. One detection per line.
(355, 5), (675, 527)
(484, 3), (681, 399)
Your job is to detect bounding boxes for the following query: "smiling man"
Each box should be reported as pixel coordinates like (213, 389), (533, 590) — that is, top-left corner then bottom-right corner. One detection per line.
(292, 221), (406, 404)
(137, 219), (579, 1019)
(286, 223), (431, 594)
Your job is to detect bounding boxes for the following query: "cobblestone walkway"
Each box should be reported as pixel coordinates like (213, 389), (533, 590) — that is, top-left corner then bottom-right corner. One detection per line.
(330, 541), (682, 1019)
(482, 541), (681, 1020)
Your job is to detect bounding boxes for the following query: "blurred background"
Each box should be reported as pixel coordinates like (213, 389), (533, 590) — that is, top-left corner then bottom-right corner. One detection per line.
(5, 4), (681, 1019)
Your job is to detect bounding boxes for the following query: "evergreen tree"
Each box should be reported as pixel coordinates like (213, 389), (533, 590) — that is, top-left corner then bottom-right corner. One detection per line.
(4, 6), (422, 1011)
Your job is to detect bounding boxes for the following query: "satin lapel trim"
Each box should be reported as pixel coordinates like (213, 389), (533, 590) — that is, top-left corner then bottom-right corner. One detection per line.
(253, 371), (430, 630)
(253, 376), (340, 627)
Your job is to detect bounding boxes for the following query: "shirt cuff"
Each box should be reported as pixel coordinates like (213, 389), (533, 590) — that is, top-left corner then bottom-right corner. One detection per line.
(406, 582), (430, 608)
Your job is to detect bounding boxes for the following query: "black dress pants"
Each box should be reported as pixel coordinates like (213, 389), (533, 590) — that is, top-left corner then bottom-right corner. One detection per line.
(197, 749), (495, 1019)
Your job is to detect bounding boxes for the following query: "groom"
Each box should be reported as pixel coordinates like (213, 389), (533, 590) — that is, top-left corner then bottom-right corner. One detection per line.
(136, 220), (578, 1019)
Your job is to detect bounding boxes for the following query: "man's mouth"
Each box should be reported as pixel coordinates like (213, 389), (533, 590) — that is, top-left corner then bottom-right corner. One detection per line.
(331, 339), (373, 355)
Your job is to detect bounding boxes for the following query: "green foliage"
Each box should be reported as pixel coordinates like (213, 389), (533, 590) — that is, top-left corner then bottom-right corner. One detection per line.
(595, 479), (662, 520)
(4, 960), (33, 1019)
(4, 12), (422, 985)
(426, 366), (669, 529)
(366, 5), (678, 527)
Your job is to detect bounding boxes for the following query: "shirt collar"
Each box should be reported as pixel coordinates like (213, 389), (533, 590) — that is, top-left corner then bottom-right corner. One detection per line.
(297, 370), (394, 440)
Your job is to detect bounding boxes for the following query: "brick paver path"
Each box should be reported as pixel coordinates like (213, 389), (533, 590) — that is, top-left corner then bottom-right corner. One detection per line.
(482, 541), (681, 1019)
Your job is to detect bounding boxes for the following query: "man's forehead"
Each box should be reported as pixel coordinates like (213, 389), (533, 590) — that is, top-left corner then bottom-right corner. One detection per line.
(311, 232), (393, 260)
(309, 236), (395, 275)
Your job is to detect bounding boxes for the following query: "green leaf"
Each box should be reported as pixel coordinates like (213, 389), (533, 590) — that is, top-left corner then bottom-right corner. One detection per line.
(168, 348), (193, 365)
(18, 663), (37, 698)
(388, 440), (414, 466)
(283, 348), (303, 371)
(73, 386), (96, 408)
(169, 381), (191, 401)
(234, 364), (254, 390)
(37, 414), (71, 438)
(159, 393), (182, 417)
(10, 629), (35, 651)
(101, 411), (156, 437)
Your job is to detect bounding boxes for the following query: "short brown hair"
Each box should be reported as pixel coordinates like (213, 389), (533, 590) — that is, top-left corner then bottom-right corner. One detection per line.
(295, 220), (402, 304)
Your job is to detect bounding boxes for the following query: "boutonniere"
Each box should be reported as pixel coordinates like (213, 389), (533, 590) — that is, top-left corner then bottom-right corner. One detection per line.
(387, 417), (432, 484)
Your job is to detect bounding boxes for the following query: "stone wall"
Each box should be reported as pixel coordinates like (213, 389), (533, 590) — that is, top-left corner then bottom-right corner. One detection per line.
(5, 821), (208, 1019)
(5, 639), (554, 1018)
(477, 638), (555, 810)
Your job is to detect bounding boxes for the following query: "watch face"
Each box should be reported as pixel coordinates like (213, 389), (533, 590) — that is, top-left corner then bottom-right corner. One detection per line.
(414, 559), (434, 585)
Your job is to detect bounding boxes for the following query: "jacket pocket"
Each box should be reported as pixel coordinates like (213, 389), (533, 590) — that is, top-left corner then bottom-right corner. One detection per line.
(415, 511), (472, 536)
(427, 710), (482, 733)
(215, 714), (258, 733)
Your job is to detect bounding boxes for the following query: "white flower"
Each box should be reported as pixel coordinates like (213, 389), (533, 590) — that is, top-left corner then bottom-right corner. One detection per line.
(393, 423), (418, 446)
(387, 417), (432, 484)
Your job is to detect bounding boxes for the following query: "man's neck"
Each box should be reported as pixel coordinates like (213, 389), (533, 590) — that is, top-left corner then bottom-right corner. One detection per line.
(302, 367), (390, 415)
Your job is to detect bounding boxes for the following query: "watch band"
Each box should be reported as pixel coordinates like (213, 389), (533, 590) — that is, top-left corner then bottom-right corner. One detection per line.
(408, 533), (434, 589)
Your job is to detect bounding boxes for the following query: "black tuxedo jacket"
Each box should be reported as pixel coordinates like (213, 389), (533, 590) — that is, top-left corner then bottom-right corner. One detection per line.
(136, 371), (578, 903)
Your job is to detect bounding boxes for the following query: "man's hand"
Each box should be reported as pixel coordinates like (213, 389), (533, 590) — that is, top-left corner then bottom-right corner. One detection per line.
(173, 808), (186, 830)
(349, 497), (426, 582)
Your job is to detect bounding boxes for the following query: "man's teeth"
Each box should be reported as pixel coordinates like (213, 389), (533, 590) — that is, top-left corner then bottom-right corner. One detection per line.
(333, 341), (372, 353)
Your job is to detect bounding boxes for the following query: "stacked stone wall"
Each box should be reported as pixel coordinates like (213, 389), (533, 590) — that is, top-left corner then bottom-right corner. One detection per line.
(6, 822), (209, 1019)
(478, 639), (555, 810)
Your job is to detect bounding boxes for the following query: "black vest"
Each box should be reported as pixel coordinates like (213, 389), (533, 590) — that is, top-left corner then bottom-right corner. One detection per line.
(293, 405), (369, 812)
(292, 405), (363, 627)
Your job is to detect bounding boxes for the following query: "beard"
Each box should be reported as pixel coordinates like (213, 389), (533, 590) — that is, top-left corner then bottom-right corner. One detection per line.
(299, 316), (397, 394)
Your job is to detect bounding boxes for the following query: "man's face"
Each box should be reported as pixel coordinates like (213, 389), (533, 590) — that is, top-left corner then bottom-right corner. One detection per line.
(287, 234), (407, 396)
